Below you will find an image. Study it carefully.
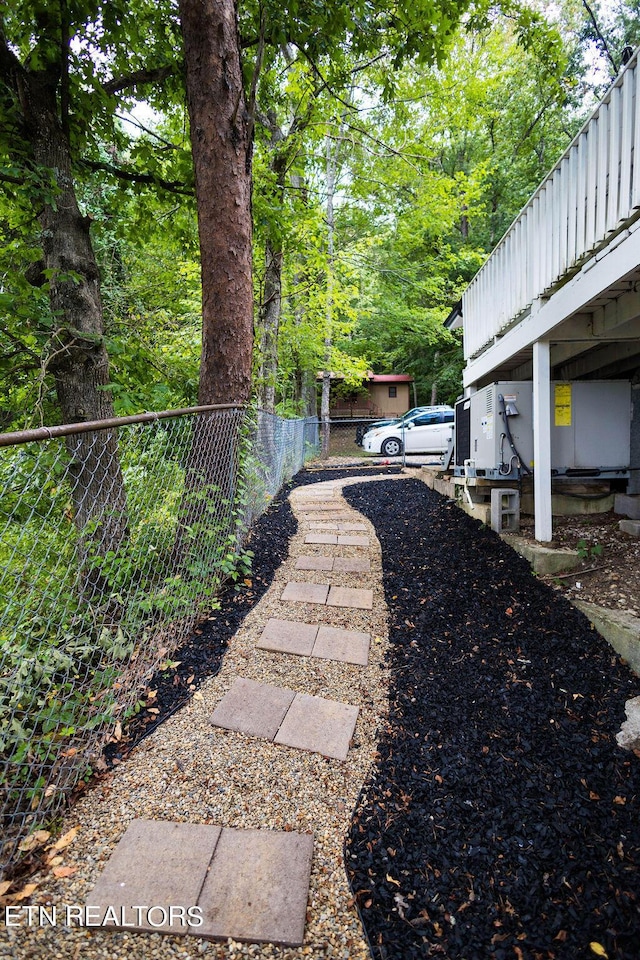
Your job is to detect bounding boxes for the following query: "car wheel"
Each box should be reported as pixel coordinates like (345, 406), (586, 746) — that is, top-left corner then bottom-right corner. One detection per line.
(381, 437), (402, 457)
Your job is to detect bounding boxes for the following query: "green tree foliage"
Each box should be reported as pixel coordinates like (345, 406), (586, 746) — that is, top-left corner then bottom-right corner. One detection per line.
(247, 1), (573, 412)
(337, 19), (584, 405)
(0, 1), (193, 430)
(248, 0), (491, 415)
(88, 162), (201, 415)
(1, 0), (624, 426)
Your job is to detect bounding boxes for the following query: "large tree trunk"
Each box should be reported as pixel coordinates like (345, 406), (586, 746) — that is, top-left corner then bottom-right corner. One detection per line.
(179, 0), (254, 406)
(23, 67), (128, 562)
(293, 369), (318, 418)
(177, 0), (254, 567)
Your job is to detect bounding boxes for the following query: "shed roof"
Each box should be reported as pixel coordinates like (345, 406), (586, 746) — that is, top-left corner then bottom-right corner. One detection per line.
(317, 371), (414, 382)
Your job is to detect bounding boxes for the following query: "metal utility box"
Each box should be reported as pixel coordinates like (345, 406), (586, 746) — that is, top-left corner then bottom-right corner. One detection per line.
(454, 380), (631, 479)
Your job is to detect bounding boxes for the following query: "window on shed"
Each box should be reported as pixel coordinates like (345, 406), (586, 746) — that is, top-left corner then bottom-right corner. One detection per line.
(388, 386), (397, 398)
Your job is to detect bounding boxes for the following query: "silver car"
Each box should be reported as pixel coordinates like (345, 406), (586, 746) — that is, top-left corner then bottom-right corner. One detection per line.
(362, 407), (454, 456)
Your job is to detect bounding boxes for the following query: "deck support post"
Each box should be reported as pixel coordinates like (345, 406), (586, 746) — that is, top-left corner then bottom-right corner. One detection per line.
(533, 339), (553, 542)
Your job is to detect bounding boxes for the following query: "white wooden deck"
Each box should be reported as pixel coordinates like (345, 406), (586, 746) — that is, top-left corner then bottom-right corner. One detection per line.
(454, 48), (640, 541)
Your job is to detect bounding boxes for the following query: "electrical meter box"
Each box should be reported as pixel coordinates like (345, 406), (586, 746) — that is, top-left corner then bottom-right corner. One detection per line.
(454, 380), (631, 479)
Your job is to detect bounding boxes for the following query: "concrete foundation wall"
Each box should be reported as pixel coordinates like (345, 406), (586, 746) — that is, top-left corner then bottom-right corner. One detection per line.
(574, 601), (640, 677)
(520, 492), (615, 516)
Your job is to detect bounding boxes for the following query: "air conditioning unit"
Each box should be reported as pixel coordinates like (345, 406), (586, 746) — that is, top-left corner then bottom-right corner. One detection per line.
(454, 380), (631, 479)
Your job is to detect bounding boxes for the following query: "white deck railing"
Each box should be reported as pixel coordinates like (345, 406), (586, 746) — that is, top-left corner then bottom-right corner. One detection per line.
(462, 48), (640, 361)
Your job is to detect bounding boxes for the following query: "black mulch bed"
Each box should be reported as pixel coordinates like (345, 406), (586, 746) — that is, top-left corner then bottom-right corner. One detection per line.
(342, 478), (640, 960)
(107, 466), (401, 759)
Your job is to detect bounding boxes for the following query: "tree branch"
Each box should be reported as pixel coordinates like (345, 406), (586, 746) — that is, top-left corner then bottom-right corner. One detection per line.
(0, 324), (43, 364)
(0, 169), (26, 185)
(115, 112), (180, 149)
(512, 95), (557, 158)
(246, 3), (267, 144)
(0, 18), (25, 91)
(341, 120), (421, 172)
(103, 65), (175, 96)
(291, 44), (359, 114)
(582, 0), (618, 75)
(81, 158), (193, 196)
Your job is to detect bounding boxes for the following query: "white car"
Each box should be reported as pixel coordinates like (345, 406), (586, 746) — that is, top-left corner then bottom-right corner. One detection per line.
(362, 407), (454, 456)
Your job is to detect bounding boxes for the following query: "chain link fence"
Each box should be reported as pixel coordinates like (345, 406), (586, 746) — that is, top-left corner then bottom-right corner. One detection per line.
(322, 419), (371, 458)
(0, 406), (319, 879)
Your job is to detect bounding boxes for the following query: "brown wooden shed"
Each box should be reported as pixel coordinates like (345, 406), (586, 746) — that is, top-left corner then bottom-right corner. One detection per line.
(319, 372), (415, 418)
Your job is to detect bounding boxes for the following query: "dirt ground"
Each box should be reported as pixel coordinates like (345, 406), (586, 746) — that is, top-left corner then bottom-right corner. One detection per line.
(518, 510), (640, 618)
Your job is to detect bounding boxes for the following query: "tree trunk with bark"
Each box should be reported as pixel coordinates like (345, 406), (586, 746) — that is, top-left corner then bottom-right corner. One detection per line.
(21, 62), (128, 563)
(176, 0), (254, 566)
(320, 132), (339, 459)
(179, 0), (254, 407)
(258, 237), (283, 413)
(430, 350), (440, 405)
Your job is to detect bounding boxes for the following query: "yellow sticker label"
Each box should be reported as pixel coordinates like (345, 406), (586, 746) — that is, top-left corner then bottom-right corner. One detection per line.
(554, 383), (572, 426)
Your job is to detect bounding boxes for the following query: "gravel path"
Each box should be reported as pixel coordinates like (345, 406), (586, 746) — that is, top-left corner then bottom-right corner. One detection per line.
(1, 471), (401, 960)
(4, 469), (639, 960)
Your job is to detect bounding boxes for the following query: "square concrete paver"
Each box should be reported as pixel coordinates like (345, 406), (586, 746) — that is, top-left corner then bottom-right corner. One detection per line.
(281, 581), (330, 605)
(313, 626), (370, 666)
(308, 522), (340, 531)
(198, 828), (313, 946)
(257, 618), (318, 656)
(87, 822), (313, 947)
(337, 535), (369, 547)
(296, 503), (339, 511)
(326, 586), (374, 609)
(213, 680), (359, 760)
(86, 819), (221, 933)
(275, 694), (359, 761)
(304, 533), (338, 545)
(294, 555), (334, 571)
(333, 558), (370, 574)
(211, 678), (295, 739)
(336, 523), (368, 531)
(302, 513), (352, 522)
(295, 500), (341, 509)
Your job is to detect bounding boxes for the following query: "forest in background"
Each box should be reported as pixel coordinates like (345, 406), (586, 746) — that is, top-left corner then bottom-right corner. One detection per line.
(1, 0), (640, 431)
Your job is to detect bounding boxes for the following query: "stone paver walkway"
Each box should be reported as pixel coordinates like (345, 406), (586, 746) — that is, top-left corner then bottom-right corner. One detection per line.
(308, 521), (368, 531)
(88, 819), (313, 946)
(257, 618), (370, 665)
(80, 472), (401, 952)
(210, 677), (359, 760)
(304, 532), (369, 546)
(280, 580), (373, 609)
